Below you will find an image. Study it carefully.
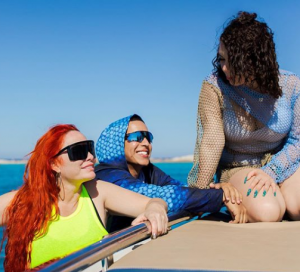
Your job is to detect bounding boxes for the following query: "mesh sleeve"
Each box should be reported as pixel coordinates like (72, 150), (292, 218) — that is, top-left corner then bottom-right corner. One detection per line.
(188, 81), (225, 188)
(261, 75), (300, 183)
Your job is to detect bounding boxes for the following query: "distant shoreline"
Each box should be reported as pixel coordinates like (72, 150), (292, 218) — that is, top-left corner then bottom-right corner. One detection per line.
(151, 155), (194, 162)
(0, 159), (28, 165)
(0, 155), (193, 165)
(151, 155), (193, 163)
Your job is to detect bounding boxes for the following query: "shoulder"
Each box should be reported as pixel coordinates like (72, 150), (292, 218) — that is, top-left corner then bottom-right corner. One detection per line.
(279, 69), (300, 98)
(279, 69), (300, 84)
(86, 179), (128, 195)
(203, 72), (228, 90)
(201, 73), (228, 96)
(0, 190), (17, 205)
(204, 72), (218, 85)
(84, 179), (120, 206)
(85, 179), (114, 193)
(0, 190), (18, 225)
(199, 73), (225, 105)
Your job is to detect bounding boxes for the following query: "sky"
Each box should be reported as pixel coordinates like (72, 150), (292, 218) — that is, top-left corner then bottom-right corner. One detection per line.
(1, 0), (300, 159)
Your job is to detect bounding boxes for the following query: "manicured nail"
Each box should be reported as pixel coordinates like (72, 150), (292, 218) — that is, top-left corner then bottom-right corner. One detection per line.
(263, 190), (267, 197)
(244, 177), (247, 184)
(247, 189), (252, 197)
(274, 192), (277, 197)
(152, 233), (157, 239)
(254, 190), (258, 198)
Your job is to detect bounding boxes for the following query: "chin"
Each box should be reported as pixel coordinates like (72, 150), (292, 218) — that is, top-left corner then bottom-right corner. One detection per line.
(85, 173), (96, 180)
(139, 159), (150, 166)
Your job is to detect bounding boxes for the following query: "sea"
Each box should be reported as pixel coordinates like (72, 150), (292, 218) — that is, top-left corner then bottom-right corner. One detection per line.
(0, 162), (192, 271)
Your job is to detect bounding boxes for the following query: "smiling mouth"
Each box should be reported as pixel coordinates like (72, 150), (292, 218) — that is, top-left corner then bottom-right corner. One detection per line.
(137, 151), (149, 156)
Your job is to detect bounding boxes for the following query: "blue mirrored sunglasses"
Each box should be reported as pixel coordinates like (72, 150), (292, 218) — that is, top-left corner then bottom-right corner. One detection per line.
(125, 131), (153, 143)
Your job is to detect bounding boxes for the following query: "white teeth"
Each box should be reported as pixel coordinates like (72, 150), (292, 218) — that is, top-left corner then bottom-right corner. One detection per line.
(137, 151), (148, 155)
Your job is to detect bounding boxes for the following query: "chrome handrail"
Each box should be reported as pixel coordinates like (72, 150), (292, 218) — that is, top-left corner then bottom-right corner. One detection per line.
(37, 211), (195, 272)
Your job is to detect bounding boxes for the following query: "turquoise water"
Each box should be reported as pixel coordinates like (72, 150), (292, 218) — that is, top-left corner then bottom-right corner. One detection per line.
(0, 162), (192, 271)
(0, 164), (26, 271)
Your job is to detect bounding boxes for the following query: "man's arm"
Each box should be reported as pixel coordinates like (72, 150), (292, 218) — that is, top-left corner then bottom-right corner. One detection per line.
(96, 168), (223, 214)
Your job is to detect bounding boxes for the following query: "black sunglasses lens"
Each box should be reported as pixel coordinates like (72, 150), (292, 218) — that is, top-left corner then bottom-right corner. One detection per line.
(68, 145), (88, 161)
(68, 141), (95, 161)
(88, 142), (96, 157)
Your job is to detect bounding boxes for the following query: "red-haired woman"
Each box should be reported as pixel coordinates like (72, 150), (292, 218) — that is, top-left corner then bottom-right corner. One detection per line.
(0, 124), (168, 271)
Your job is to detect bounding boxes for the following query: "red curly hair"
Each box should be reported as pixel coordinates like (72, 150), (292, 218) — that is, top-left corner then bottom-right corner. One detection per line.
(1, 124), (78, 271)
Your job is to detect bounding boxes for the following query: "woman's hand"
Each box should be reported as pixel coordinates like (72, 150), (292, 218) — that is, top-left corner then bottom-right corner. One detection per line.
(210, 182), (242, 204)
(131, 198), (168, 239)
(224, 200), (248, 223)
(245, 169), (276, 198)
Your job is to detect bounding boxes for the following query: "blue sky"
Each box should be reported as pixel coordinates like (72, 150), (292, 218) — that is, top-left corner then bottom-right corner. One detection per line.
(1, 0), (300, 159)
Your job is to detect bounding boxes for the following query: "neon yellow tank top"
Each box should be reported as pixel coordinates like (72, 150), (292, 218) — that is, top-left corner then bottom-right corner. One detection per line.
(30, 185), (108, 268)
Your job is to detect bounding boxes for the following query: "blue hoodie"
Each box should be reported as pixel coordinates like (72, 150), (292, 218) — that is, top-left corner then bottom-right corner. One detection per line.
(95, 114), (223, 228)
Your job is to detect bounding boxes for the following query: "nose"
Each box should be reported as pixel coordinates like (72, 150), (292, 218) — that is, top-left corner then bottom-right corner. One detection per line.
(221, 62), (227, 73)
(140, 137), (150, 145)
(87, 151), (96, 162)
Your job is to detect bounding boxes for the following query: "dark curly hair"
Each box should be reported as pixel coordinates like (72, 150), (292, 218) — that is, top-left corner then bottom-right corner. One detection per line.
(213, 11), (282, 98)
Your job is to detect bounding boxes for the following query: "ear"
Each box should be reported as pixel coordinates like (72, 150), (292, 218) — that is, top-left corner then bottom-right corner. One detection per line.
(51, 161), (61, 173)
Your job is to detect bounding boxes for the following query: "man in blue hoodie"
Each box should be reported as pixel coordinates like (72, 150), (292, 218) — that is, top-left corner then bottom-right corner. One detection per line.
(95, 114), (247, 231)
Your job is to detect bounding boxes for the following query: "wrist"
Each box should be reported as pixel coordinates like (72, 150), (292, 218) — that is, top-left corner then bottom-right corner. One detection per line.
(147, 198), (168, 212)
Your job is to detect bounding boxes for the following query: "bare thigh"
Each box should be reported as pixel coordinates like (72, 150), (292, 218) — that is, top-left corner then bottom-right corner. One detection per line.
(279, 167), (300, 220)
(227, 168), (286, 222)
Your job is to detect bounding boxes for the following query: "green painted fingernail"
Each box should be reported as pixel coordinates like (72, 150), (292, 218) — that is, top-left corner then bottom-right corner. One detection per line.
(254, 190), (258, 198)
(247, 189), (252, 197)
(263, 190), (267, 197)
(274, 192), (277, 197)
(244, 177), (247, 184)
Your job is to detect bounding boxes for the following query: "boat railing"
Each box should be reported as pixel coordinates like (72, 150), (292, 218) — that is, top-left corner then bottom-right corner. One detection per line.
(36, 211), (196, 272)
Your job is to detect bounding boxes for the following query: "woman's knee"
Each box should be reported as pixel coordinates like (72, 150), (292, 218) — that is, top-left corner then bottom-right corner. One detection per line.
(279, 170), (300, 220)
(248, 201), (285, 222)
(284, 196), (300, 220)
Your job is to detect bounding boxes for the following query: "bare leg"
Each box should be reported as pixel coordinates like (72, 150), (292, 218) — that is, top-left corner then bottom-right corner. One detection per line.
(227, 168), (286, 222)
(279, 167), (300, 220)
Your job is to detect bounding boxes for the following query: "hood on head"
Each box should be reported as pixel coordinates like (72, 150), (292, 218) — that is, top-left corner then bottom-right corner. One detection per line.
(96, 114), (143, 169)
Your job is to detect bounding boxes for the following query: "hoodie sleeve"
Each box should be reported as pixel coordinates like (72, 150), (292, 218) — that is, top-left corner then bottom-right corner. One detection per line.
(95, 168), (223, 214)
(149, 164), (183, 186)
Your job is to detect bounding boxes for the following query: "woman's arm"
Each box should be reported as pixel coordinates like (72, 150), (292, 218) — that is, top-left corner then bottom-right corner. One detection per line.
(0, 191), (17, 226)
(188, 81), (225, 188)
(86, 180), (168, 236)
(261, 75), (300, 183)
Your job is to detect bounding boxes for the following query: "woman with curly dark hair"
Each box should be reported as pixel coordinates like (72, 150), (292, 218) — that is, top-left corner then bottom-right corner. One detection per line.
(188, 11), (300, 222)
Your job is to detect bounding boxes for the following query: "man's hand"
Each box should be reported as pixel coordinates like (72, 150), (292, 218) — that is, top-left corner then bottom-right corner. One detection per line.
(210, 182), (242, 204)
(224, 200), (248, 223)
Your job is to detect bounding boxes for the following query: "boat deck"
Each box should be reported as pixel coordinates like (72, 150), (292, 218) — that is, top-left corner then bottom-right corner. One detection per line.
(108, 220), (300, 272)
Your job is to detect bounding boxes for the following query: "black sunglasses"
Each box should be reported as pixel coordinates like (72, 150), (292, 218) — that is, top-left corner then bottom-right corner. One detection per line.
(125, 131), (154, 143)
(54, 140), (95, 161)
